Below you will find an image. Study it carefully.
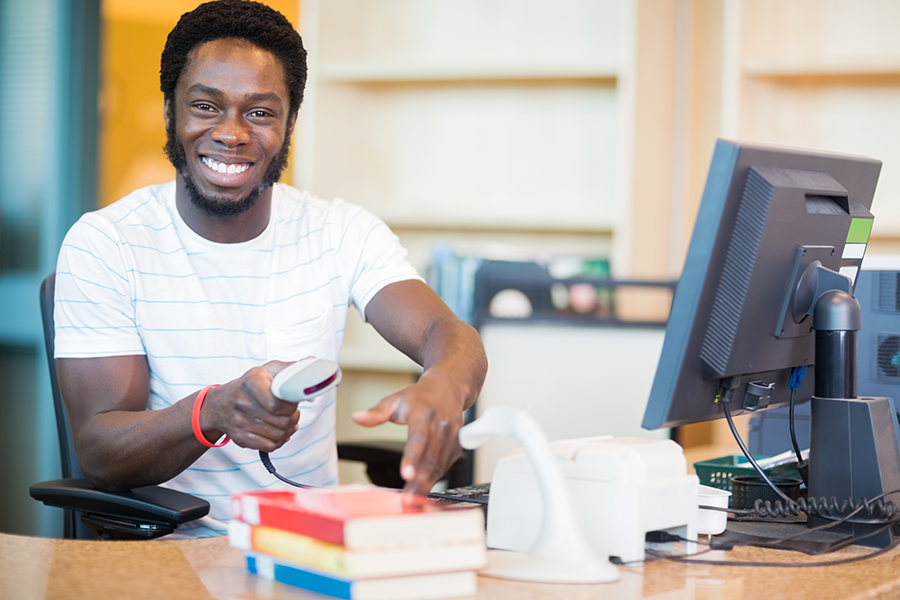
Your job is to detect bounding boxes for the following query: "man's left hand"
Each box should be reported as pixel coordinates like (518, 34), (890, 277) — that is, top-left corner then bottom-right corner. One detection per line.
(360, 279), (487, 497)
(352, 372), (464, 496)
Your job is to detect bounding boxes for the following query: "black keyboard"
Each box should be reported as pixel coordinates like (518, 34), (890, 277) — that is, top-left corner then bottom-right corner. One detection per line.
(428, 482), (491, 505)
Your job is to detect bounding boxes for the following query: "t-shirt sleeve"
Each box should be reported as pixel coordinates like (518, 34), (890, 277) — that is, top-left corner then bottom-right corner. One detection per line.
(54, 215), (145, 358)
(333, 201), (424, 321)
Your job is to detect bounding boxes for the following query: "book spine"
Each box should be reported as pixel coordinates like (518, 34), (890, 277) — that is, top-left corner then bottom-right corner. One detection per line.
(231, 520), (349, 575)
(230, 520), (488, 579)
(232, 488), (485, 549)
(246, 554), (478, 600)
(247, 554), (353, 599)
(234, 494), (346, 545)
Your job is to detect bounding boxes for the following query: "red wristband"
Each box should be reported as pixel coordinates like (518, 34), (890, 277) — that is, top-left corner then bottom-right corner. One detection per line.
(192, 384), (229, 448)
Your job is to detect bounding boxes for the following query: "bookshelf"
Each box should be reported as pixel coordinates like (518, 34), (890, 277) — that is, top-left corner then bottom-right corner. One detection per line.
(295, 0), (900, 482)
(722, 0), (900, 241)
(295, 0), (638, 470)
(296, 0), (632, 244)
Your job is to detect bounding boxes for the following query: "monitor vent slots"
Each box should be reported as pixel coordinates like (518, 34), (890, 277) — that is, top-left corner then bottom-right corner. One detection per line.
(701, 167), (774, 378)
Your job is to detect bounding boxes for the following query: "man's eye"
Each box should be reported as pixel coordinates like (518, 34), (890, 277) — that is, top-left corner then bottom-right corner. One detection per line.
(249, 110), (272, 118)
(194, 103), (216, 112)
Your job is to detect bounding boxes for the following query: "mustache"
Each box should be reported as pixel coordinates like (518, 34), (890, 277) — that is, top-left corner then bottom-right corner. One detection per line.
(164, 106), (292, 218)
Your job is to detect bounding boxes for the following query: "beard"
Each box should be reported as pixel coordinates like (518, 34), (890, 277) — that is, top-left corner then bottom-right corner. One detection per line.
(164, 107), (292, 218)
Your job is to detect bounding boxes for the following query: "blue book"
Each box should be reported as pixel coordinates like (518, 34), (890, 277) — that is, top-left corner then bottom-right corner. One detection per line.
(246, 553), (477, 600)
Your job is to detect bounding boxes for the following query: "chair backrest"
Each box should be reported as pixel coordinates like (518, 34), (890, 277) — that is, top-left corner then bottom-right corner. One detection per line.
(40, 272), (90, 538)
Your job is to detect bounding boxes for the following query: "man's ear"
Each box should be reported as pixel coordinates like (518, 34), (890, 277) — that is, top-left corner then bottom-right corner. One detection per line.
(286, 111), (298, 138)
(163, 98), (172, 129)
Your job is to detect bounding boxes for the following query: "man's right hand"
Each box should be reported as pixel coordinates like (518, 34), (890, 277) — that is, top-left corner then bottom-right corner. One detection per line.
(196, 361), (301, 452)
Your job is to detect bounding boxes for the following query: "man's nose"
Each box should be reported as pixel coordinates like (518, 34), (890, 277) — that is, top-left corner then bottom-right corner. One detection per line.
(210, 112), (250, 147)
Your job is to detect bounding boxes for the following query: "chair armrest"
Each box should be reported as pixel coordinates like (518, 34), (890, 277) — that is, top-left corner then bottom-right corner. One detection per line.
(30, 478), (209, 539)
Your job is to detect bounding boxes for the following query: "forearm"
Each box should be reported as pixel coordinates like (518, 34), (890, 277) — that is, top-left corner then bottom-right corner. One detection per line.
(359, 280), (488, 492)
(416, 317), (488, 411)
(75, 394), (211, 491)
(58, 354), (201, 490)
(62, 357), (299, 491)
(365, 280), (489, 416)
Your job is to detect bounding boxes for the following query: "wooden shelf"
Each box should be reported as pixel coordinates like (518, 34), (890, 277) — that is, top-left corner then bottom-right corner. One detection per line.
(302, 0), (633, 381)
(378, 211), (615, 234)
(729, 5), (900, 239)
(317, 62), (620, 84)
(743, 61), (900, 80)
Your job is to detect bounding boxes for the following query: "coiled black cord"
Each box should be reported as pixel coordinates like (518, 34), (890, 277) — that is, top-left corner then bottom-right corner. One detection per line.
(752, 494), (898, 523)
(259, 450), (316, 489)
(718, 378), (899, 525)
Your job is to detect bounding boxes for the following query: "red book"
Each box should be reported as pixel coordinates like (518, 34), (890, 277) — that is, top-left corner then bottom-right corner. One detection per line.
(231, 485), (484, 549)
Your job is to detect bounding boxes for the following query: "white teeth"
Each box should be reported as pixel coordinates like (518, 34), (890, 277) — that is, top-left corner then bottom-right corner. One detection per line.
(202, 156), (249, 175)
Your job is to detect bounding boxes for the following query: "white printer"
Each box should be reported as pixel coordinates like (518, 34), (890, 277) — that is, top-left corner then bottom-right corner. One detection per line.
(485, 435), (699, 564)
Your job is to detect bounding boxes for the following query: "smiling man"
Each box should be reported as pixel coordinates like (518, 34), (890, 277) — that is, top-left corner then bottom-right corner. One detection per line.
(52, 0), (487, 539)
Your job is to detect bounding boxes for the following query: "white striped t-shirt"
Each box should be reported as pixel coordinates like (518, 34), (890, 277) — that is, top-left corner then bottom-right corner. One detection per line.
(54, 181), (422, 538)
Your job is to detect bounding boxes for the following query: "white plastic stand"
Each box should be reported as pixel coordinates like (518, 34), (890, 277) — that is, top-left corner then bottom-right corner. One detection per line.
(458, 406), (620, 584)
(486, 435), (698, 563)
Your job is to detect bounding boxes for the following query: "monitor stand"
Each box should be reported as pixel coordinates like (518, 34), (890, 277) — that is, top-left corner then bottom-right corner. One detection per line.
(808, 290), (900, 547)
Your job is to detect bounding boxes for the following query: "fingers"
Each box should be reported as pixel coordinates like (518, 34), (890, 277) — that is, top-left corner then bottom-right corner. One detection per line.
(401, 407), (462, 497)
(224, 393), (301, 451)
(263, 360), (293, 378)
(351, 392), (408, 427)
(228, 405), (301, 451)
(202, 364), (305, 451)
(355, 383), (465, 495)
(253, 363), (300, 416)
(231, 418), (300, 452)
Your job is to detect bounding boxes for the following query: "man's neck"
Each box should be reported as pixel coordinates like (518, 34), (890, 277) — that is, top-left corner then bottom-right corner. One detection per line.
(174, 174), (273, 243)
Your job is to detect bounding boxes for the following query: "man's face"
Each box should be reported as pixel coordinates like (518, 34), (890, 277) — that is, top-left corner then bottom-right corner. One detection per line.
(164, 38), (295, 217)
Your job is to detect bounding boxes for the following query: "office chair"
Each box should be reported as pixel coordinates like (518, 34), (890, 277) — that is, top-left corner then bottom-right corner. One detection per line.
(31, 273), (471, 539)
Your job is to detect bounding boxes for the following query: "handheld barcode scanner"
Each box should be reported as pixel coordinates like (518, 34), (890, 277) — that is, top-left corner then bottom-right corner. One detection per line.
(271, 357), (343, 402)
(259, 357), (343, 488)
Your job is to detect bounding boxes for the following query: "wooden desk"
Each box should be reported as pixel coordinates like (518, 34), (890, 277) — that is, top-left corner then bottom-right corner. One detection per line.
(1, 532), (896, 600)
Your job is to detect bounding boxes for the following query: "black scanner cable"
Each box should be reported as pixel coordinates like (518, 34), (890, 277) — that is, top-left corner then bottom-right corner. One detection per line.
(259, 450), (316, 489)
(257, 360), (344, 489)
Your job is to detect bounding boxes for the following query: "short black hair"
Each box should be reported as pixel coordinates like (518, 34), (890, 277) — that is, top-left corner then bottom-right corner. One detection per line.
(160, 0), (307, 116)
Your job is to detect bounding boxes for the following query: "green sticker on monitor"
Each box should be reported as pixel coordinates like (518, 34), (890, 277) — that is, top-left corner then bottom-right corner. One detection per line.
(847, 218), (873, 244)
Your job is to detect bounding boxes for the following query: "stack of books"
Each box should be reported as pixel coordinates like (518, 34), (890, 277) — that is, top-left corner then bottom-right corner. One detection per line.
(229, 484), (486, 600)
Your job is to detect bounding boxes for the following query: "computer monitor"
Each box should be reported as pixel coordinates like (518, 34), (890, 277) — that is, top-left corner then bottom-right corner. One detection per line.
(643, 139), (880, 429)
(641, 139), (900, 546)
